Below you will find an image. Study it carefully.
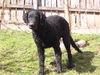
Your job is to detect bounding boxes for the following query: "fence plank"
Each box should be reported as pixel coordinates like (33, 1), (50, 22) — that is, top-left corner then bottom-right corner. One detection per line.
(94, 0), (100, 9)
(11, 0), (17, 5)
(11, 10), (16, 22)
(81, 0), (85, 8)
(52, 0), (56, 7)
(70, 0), (76, 8)
(0, 0), (100, 31)
(70, 0), (79, 8)
(17, 10), (23, 22)
(5, 0), (10, 4)
(81, 13), (87, 28)
(87, 14), (95, 28)
(64, 0), (70, 23)
(46, 0), (52, 7)
(70, 14), (76, 28)
(0, 0), (3, 4)
(38, 7), (63, 12)
(95, 14), (100, 28)
(33, 0), (38, 9)
(69, 8), (100, 13)
(57, 0), (64, 7)
(18, 0), (24, 5)
(87, 0), (94, 9)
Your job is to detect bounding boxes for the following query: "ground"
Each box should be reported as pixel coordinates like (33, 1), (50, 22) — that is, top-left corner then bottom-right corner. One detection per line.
(1, 24), (100, 33)
(0, 29), (100, 75)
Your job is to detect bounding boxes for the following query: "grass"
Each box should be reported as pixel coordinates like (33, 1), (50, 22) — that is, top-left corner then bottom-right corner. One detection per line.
(0, 29), (100, 75)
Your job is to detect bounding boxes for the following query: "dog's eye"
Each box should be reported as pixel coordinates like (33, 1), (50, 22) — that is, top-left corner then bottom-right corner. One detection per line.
(28, 15), (32, 18)
(28, 15), (38, 18)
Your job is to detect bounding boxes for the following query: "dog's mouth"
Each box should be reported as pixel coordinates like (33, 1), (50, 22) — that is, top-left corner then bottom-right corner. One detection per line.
(29, 25), (33, 29)
(29, 25), (37, 29)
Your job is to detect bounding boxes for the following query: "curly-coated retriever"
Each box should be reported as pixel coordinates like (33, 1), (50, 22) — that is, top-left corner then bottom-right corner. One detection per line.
(23, 9), (83, 75)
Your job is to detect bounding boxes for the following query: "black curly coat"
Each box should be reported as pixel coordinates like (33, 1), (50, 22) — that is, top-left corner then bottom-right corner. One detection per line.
(23, 9), (82, 75)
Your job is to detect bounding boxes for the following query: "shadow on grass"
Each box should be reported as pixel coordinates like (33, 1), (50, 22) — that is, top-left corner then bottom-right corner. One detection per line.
(46, 51), (97, 74)
(73, 51), (97, 73)
(0, 51), (96, 74)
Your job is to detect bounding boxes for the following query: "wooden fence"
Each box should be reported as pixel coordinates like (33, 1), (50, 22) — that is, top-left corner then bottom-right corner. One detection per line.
(69, 0), (100, 31)
(0, 0), (100, 32)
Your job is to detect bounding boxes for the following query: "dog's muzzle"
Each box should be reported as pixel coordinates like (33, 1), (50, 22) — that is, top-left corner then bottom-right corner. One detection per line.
(28, 23), (37, 29)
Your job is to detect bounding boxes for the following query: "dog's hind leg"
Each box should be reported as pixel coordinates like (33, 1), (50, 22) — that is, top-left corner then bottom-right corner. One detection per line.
(62, 34), (75, 69)
(53, 43), (62, 73)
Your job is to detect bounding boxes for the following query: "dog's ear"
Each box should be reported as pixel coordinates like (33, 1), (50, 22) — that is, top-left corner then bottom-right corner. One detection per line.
(39, 11), (46, 23)
(23, 11), (28, 24)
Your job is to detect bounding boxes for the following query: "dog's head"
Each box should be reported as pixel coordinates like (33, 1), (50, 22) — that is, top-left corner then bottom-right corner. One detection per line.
(23, 9), (46, 30)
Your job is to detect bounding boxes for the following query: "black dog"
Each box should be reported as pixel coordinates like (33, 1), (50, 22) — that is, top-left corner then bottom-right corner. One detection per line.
(23, 9), (82, 75)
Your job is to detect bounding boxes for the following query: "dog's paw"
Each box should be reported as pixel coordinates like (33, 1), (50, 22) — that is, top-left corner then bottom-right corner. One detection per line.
(54, 69), (62, 73)
(67, 64), (75, 69)
(50, 60), (56, 66)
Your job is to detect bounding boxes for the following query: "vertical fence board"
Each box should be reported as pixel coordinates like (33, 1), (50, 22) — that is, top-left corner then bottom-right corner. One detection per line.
(11, 10), (16, 22)
(87, 0), (94, 9)
(81, 14), (87, 28)
(57, 0), (64, 7)
(41, 0), (45, 6)
(81, 0), (85, 8)
(94, 0), (100, 9)
(17, 10), (23, 23)
(46, 0), (52, 7)
(3, 10), (10, 23)
(70, 14), (76, 28)
(33, 0), (37, 9)
(11, 0), (17, 5)
(18, 0), (24, 5)
(76, 13), (80, 28)
(38, 0), (41, 6)
(0, 10), (1, 19)
(87, 14), (95, 28)
(70, 0), (79, 8)
(70, 0), (76, 8)
(25, 0), (29, 5)
(52, 0), (56, 7)
(0, 0), (100, 32)
(5, 0), (10, 4)
(95, 14), (100, 28)
(75, 0), (79, 8)
(25, 0), (33, 5)
(0, 0), (3, 4)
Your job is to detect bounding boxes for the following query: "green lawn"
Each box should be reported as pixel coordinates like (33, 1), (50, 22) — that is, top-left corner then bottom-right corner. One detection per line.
(0, 29), (100, 75)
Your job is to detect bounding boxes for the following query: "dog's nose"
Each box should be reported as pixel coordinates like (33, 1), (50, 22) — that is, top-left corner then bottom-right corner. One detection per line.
(28, 23), (34, 29)
(28, 23), (33, 26)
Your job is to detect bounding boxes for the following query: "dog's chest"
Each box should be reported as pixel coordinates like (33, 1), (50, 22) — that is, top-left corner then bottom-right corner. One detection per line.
(39, 31), (57, 48)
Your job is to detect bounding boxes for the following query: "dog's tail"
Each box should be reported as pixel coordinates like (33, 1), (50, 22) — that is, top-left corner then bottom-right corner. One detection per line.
(70, 36), (83, 53)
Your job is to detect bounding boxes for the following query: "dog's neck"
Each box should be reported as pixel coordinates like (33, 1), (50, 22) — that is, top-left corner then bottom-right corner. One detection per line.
(32, 21), (51, 36)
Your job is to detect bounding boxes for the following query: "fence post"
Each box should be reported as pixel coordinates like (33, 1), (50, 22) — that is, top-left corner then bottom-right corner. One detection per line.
(0, 0), (5, 29)
(64, 0), (71, 26)
(33, 0), (38, 9)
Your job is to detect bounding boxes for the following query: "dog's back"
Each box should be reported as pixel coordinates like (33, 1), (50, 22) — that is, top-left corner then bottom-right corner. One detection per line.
(46, 15), (70, 36)
(46, 15), (69, 27)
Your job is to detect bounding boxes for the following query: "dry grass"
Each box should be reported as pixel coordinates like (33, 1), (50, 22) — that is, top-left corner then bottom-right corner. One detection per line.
(0, 29), (100, 75)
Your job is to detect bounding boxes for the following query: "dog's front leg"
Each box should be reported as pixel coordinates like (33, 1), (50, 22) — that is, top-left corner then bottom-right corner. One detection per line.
(37, 47), (45, 75)
(34, 37), (45, 75)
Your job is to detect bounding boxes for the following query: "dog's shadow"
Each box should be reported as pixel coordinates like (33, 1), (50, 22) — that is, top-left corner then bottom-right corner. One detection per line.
(46, 51), (97, 74)
(62, 51), (97, 73)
